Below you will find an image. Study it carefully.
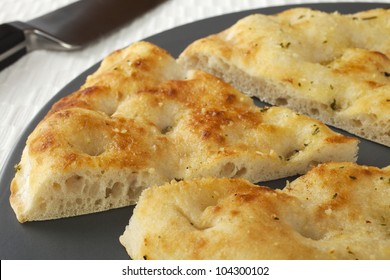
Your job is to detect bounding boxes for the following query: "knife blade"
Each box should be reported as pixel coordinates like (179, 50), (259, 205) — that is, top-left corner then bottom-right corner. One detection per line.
(0, 0), (165, 71)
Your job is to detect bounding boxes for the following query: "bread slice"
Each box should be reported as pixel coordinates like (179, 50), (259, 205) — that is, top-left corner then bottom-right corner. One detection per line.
(178, 8), (390, 146)
(10, 41), (357, 223)
(120, 162), (390, 260)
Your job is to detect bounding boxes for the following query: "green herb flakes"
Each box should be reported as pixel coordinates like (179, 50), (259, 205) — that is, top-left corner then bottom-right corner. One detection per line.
(330, 98), (337, 110)
(280, 42), (291, 49)
(14, 164), (21, 173)
(361, 16), (378, 20)
(312, 126), (320, 135)
(260, 107), (270, 113)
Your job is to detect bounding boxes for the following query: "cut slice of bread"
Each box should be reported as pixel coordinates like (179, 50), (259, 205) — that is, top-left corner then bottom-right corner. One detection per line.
(10, 41), (357, 223)
(120, 162), (390, 260)
(178, 8), (390, 146)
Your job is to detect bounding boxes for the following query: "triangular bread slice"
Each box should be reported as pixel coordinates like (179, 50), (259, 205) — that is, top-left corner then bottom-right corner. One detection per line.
(120, 162), (390, 260)
(10, 41), (357, 222)
(178, 8), (390, 146)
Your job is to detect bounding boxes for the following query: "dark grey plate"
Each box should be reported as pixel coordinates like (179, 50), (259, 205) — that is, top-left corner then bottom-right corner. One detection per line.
(1, 2), (389, 260)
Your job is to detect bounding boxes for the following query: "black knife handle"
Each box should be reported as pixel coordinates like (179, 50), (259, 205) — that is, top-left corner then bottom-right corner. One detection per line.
(0, 23), (27, 71)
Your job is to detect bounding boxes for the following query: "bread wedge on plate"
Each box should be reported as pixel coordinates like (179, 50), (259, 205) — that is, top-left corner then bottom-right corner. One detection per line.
(178, 8), (390, 146)
(120, 162), (390, 260)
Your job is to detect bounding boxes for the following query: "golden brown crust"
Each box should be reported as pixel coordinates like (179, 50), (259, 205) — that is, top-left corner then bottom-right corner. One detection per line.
(10, 41), (357, 222)
(120, 162), (390, 260)
(178, 8), (390, 146)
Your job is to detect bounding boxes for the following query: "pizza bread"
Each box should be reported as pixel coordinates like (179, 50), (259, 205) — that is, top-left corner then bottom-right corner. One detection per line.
(10, 41), (357, 223)
(178, 8), (390, 146)
(120, 162), (390, 260)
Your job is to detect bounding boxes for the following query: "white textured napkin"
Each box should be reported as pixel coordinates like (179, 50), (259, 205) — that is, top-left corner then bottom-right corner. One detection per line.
(0, 0), (387, 168)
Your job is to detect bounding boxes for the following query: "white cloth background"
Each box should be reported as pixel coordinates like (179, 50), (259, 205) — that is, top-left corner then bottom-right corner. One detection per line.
(0, 0), (388, 168)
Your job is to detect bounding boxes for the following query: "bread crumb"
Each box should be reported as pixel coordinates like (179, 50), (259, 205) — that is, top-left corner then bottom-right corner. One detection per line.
(325, 208), (332, 215)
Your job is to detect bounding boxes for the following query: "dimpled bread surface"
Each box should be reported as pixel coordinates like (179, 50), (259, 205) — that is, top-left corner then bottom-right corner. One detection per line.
(120, 162), (390, 260)
(178, 8), (390, 146)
